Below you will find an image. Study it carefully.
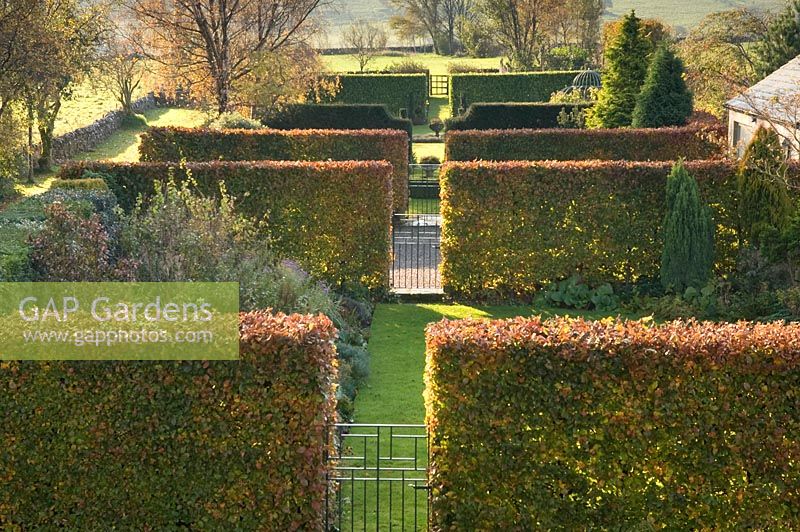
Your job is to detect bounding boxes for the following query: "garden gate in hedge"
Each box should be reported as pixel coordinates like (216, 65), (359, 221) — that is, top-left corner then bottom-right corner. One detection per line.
(325, 423), (430, 531)
(390, 164), (442, 293)
(430, 75), (449, 97)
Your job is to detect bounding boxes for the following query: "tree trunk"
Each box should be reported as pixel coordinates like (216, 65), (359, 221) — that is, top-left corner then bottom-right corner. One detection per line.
(36, 95), (60, 172)
(26, 98), (34, 185)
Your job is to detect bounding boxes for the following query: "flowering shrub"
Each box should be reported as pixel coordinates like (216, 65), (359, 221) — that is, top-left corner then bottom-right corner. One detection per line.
(426, 316), (800, 529)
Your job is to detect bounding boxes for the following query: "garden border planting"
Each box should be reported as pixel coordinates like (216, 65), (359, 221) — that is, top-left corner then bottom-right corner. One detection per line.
(60, 160), (393, 289)
(425, 316), (800, 528)
(139, 126), (409, 212)
(1, 311), (337, 529)
(445, 125), (726, 162)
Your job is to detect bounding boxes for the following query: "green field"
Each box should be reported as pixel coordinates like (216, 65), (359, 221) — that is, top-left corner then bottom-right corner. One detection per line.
(55, 80), (147, 137)
(319, 0), (784, 46)
(323, 53), (502, 75)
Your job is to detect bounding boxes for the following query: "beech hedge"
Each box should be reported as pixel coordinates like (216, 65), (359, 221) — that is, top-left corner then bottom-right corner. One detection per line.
(324, 73), (428, 117)
(60, 160), (393, 289)
(449, 71), (580, 116)
(1, 311), (337, 529)
(445, 125), (726, 162)
(445, 102), (593, 130)
(425, 317), (800, 529)
(263, 103), (413, 138)
(439, 160), (792, 298)
(139, 127), (409, 212)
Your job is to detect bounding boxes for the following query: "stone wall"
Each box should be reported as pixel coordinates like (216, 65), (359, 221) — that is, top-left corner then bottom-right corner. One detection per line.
(51, 94), (156, 162)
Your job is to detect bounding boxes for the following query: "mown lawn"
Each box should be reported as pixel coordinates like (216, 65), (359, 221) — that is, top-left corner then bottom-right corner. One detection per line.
(323, 53), (502, 75)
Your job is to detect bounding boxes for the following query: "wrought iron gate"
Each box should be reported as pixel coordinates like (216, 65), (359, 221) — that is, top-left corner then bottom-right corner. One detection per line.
(391, 165), (442, 293)
(430, 75), (449, 97)
(325, 423), (430, 531)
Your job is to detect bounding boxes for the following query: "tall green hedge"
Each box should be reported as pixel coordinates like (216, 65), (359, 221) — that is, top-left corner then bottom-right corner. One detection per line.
(445, 103), (593, 130)
(325, 74), (429, 118)
(426, 316), (800, 528)
(263, 103), (413, 138)
(1, 311), (337, 529)
(439, 160), (789, 299)
(449, 71), (580, 116)
(60, 160), (393, 289)
(445, 125), (726, 162)
(140, 126), (409, 212)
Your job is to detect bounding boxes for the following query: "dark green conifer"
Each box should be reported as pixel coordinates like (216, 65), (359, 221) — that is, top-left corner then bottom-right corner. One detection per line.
(661, 160), (715, 292)
(737, 127), (793, 244)
(631, 46), (693, 128)
(586, 11), (651, 128)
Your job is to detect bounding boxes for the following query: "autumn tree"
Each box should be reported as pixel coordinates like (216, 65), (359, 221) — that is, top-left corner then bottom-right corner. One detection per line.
(132, 0), (329, 114)
(344, 20), (388, 72)
(32, 0), (107, 171)
(679, 9), (767, 116)
(97, 26), (147, 116)
(390, 0), (443, 54)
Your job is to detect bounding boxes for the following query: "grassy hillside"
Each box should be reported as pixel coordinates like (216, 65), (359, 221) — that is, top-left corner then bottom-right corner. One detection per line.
(319, 0), (785, 45)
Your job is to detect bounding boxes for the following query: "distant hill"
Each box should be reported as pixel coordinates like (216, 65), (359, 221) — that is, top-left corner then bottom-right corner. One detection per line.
(317, 0), (786, 46)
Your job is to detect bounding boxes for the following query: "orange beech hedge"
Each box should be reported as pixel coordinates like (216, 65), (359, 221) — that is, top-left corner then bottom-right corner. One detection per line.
(425, 316), (800, 529)
(439, 160), (798, 298)
(60, 160), (393, 289)
(445, 125), (725, 162)
(0, 311), (337, 529)
(139, 126), (409, 212)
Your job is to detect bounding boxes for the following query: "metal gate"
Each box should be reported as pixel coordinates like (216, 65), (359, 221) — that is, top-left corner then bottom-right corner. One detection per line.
(325, 423), (430, 531)
(391, 165), (442, 293)
(429, 75), (448, 97)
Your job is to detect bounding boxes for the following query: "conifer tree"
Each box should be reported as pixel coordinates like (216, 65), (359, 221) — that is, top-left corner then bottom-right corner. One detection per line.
(631, 45), (693, 128)
(755, 0), (800, 79)
(737, 126), (794, 243)
(586, 11), (651, 128)
(661, 160), (715, 292)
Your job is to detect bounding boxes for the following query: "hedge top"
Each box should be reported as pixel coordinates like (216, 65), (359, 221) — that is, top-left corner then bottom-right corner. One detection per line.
(445, 124), (726, 162)
(426, 316), (800, 370)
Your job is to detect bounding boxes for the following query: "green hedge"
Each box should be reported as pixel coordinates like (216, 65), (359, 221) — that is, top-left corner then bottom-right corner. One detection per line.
(60, 160), (393, 289)
(449, 71), (580, 116)
(445, 125), (726, 162)
(325, 74), (429, 118)
(439, 160), (784, 299)
(445, 103), (593, 130)
(426, 317), (800, 528)
(140, 127), (409, 212)
(1, 311), (337, 529)
(264, 103), (413, 138)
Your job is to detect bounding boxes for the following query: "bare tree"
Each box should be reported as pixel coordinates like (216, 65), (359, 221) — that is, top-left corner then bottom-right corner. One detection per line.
(390, 0), (443, 54)
(343, 20), (388, 72)
(97, 25), (147, 116)
(441, 0), (474, 53)
(130, 0), (329, 114)
(479, 0), (556, 70)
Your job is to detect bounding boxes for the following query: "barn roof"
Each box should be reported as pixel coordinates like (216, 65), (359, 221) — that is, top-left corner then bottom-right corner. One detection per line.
(726, 55), (800, 124)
